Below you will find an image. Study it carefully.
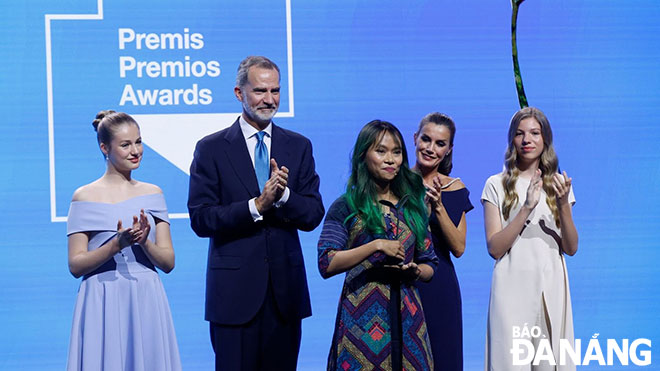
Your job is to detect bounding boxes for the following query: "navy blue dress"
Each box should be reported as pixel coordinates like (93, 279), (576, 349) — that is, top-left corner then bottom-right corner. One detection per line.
(416, 187), (473, 371)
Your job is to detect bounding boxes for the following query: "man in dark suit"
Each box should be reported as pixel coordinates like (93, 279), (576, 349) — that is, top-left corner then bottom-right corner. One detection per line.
(187, 56), (324, 370)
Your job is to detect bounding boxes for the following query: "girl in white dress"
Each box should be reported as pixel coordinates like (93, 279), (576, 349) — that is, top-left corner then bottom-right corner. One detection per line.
(482, 107), (578, 370)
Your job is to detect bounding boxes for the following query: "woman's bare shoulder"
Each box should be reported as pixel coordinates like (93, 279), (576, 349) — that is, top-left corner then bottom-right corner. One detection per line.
(134, 181), (163, 195)
(440, 175), (466, 191)
(71, 180), (103, 202)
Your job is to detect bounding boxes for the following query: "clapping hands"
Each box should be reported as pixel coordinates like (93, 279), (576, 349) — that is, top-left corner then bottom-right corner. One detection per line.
(523, 169), (542, 210)
(553, 171), (572, 206)
(523, 169), (572, 209)
(115, 209), (150, 249)
(131, 209), (151, 246)
(256, 158), (289, 213)
(425, 175), (445, 214)
(115, 220), (133, 250)
(269, 159), (289, 200)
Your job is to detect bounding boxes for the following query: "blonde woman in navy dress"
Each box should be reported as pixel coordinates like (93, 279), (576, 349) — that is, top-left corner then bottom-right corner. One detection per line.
(66, 111), (181, 371)
(482, 107), (578, 370)
(413, 113), (473, 371)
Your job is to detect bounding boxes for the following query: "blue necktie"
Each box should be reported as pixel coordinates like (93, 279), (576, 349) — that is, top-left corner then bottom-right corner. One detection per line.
(254, 131), (269, 190)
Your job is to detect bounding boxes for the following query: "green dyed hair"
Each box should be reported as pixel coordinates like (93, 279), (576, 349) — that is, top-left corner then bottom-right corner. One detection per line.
(344, 120), (428, 248)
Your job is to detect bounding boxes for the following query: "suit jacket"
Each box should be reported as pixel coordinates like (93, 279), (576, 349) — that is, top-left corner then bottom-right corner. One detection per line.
(188, 119), (324, 325)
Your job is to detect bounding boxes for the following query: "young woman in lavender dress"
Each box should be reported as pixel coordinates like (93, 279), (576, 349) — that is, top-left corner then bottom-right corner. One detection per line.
(66, 111), (181, 371)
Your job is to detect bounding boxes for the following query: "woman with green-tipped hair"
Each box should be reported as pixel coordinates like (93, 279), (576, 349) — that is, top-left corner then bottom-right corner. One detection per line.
(317, 120), (439, 370)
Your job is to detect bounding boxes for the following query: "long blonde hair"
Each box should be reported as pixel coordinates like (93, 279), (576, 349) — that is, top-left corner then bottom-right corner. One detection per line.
(502, 107), (561, 227)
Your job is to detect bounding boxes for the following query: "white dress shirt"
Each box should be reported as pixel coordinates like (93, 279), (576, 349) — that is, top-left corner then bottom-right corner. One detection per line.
(239, 116), (290, 221)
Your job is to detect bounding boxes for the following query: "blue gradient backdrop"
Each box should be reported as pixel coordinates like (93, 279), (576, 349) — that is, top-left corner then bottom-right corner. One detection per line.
(1, 1), (658, 369)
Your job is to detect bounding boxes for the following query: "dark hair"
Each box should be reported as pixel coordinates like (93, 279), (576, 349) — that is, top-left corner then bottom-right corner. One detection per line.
(236, 56), (280, 88)
(344, 120), (428, 248)
(416, 112), (456, 175)
(92, 110), (139, 147)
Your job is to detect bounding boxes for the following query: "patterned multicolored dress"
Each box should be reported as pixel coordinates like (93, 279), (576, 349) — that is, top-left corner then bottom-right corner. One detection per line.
(318, 196), (439, 371)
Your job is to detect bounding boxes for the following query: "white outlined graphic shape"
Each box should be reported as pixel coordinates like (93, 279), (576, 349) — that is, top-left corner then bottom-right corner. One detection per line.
(46, 0), (295, 222)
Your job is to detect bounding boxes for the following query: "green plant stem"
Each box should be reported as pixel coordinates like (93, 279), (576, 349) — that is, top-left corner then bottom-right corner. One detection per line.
(512, 1), (529, 108)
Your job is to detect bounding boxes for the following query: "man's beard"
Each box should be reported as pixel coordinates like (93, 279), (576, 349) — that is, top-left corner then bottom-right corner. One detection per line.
(244, 102), (277, 124)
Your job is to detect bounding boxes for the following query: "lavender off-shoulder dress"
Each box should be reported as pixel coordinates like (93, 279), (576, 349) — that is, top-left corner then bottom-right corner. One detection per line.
(66, 193), (181, 371)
